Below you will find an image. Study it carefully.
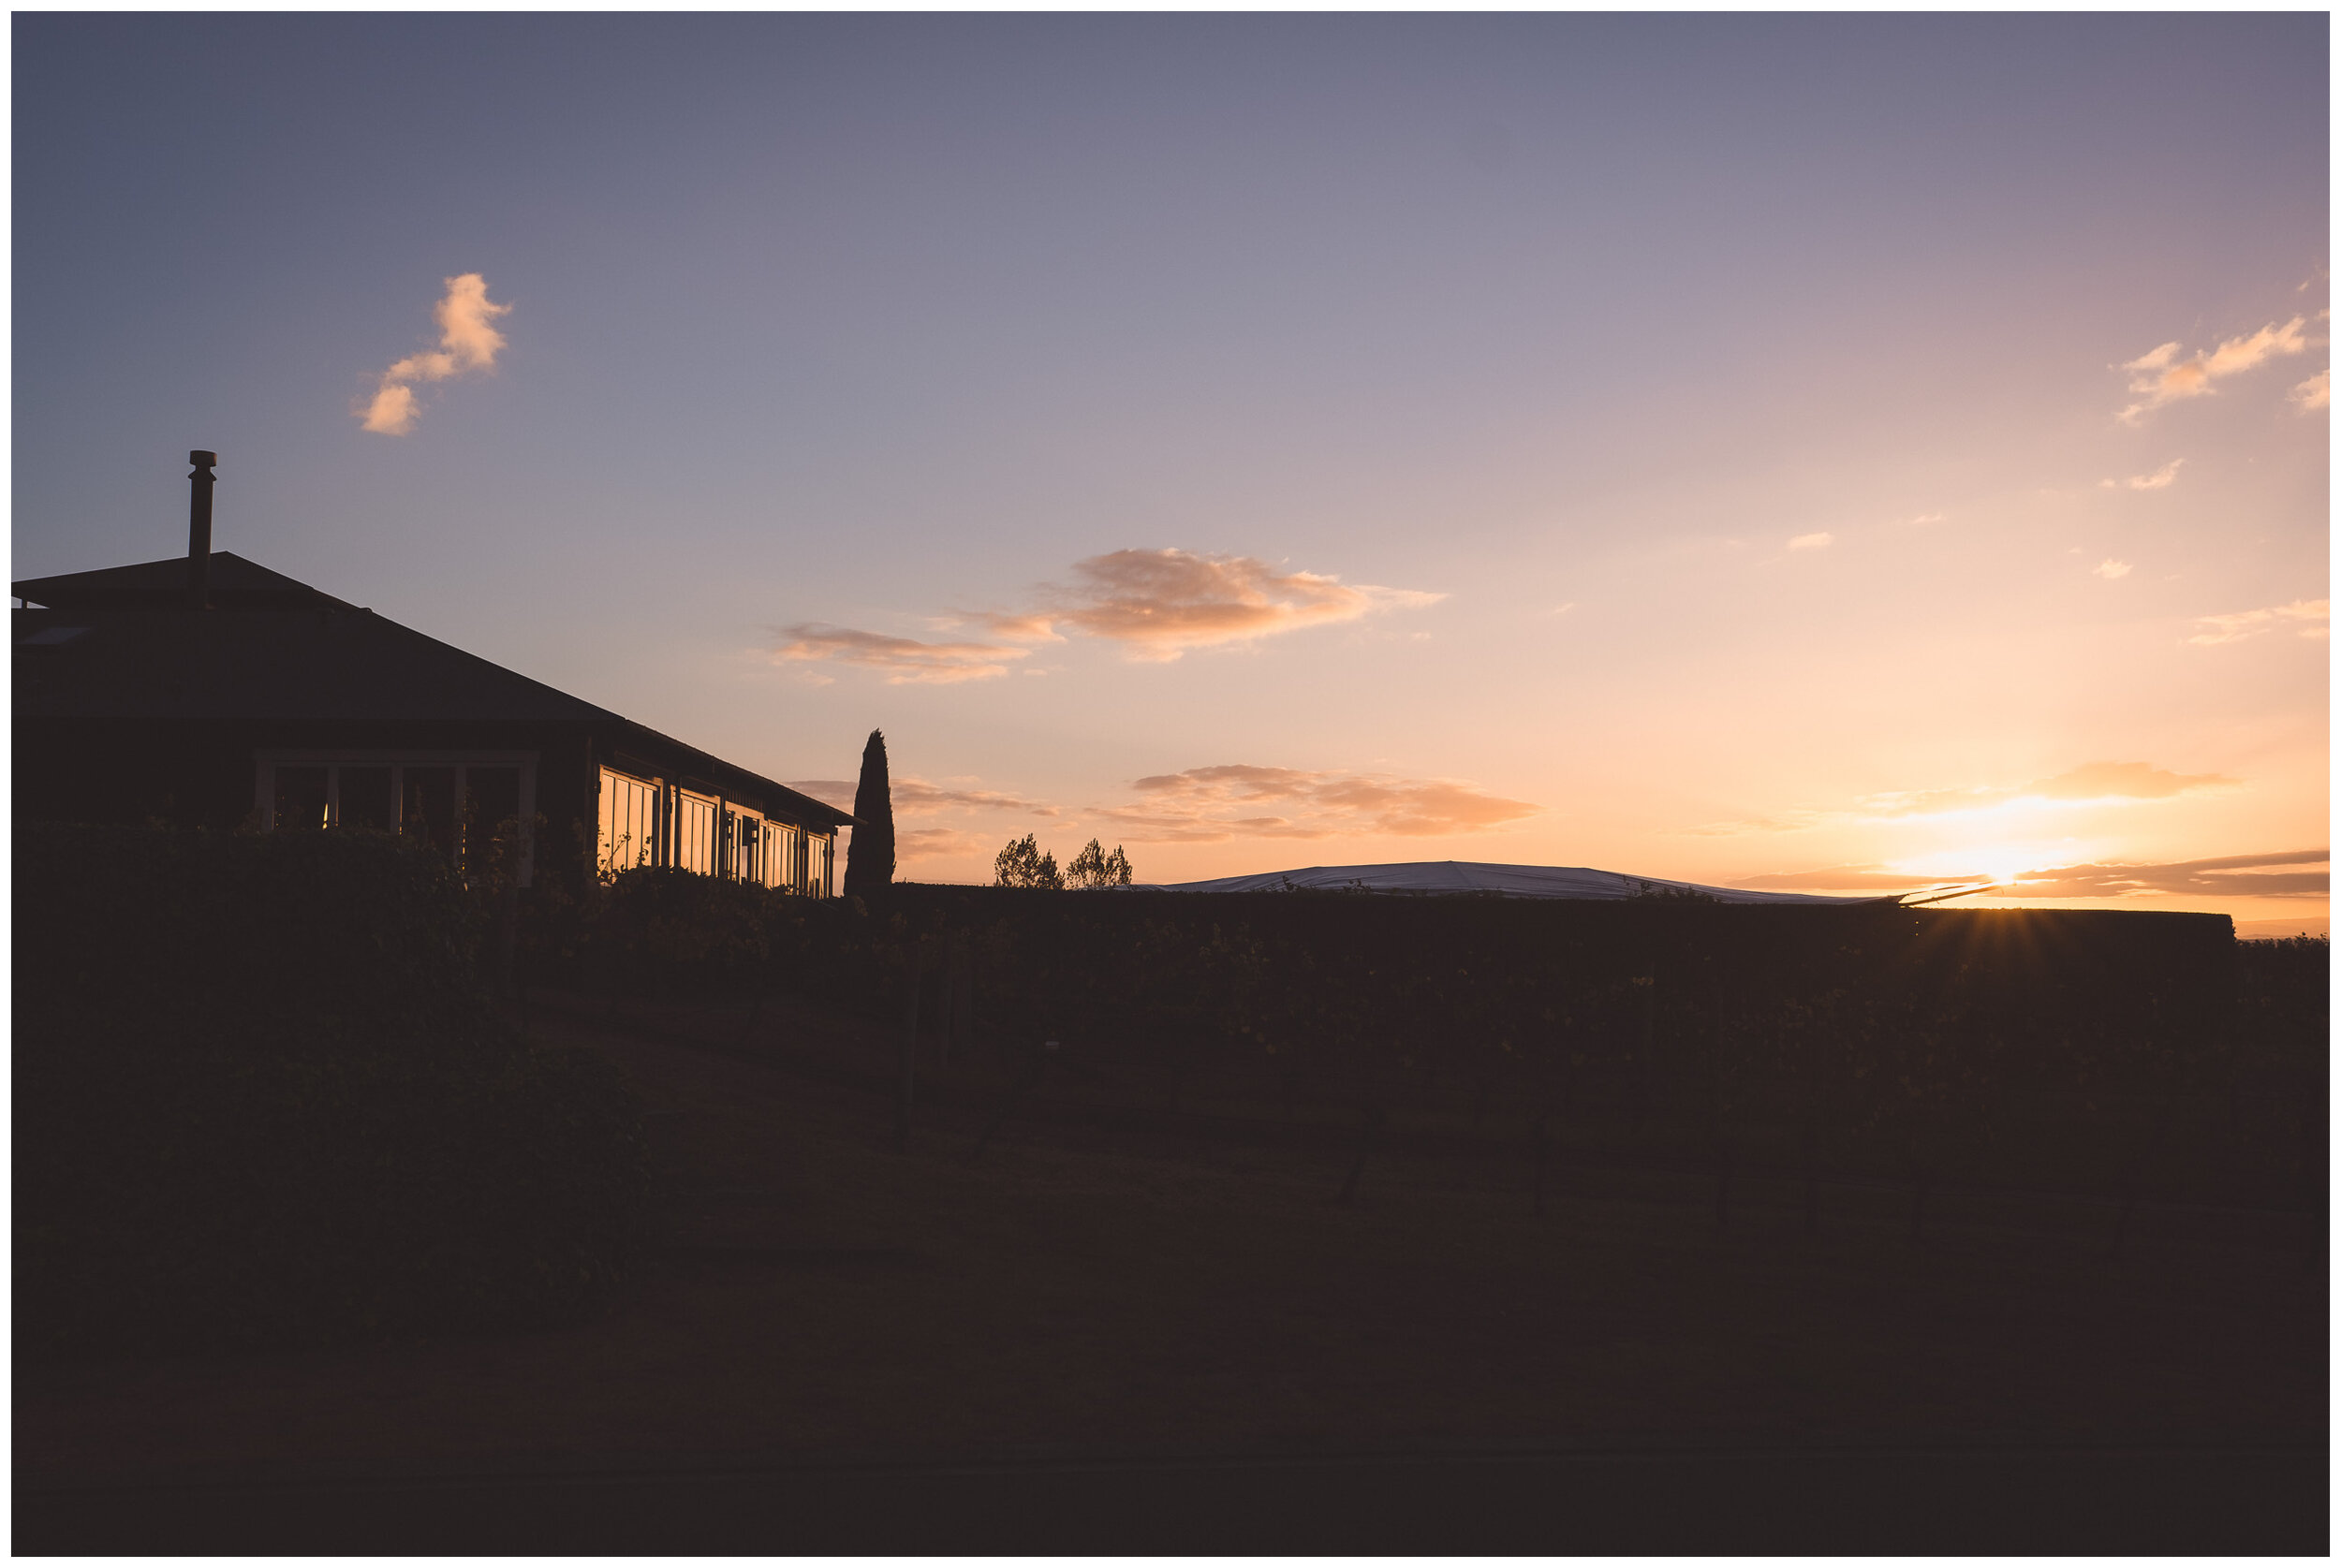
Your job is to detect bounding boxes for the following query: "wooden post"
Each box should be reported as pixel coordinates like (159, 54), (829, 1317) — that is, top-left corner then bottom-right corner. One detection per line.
(1532, 1114), (1550, 1219)
(1640, 960), (1659, 1118)
(1335, 1101), (1385, 1206)
(947, 931), (972, 1075)
(497, 881), (520, 1004)
(897, 942), (922, 1150)
(1907, 1108), (1930, 1244)
(1801, 1113), (1819, 1236)
(1713, 1124), (1730, 1233)
(2307, 1104), (2330, 1276)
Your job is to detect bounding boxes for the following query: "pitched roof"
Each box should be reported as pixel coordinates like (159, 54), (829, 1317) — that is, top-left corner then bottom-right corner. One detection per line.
(13, 554), (852, 829)
(14, 551), (341, 611)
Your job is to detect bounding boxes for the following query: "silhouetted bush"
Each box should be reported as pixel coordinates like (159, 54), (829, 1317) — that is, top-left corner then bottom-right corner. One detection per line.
(16, 824), (651, 1359)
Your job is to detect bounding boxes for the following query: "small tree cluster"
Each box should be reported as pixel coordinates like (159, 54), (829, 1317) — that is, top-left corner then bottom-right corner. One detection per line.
(994, 835), (1134, 890)
(994, 834), (1062, 889)
(1067, 839), (1133, 889)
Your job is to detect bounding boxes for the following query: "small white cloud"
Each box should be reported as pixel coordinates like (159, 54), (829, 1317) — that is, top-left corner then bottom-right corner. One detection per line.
(1788, 532), (1833, 551)
(1903, 512), (1947, 527)
(1551, 602), (1576, 616)
(2290, 370), (2330, 411)
(2102, 458), (2184, 491)
(358, 273), (511, 435)
(2094, 559), (2133, 579)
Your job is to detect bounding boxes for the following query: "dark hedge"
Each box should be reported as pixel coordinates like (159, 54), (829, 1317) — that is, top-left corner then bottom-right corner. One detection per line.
(16, 824), (652, 1358)
(529, 875), (2324, 1204)
(540, 878), (2259, 1103)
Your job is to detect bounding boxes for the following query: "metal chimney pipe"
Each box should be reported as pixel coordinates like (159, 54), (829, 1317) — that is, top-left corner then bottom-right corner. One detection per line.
(188, 449), (217, 609)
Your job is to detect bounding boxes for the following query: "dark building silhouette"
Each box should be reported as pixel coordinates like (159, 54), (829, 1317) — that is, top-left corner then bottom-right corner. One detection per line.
(13, 454), (850, 891)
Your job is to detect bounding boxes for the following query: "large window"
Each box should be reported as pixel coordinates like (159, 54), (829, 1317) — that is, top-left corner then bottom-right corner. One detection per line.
(673, 790), (720, 877)
(766, 819), (802, 892)
(597, 767), (661, 876)
(254, 750), (537, 886)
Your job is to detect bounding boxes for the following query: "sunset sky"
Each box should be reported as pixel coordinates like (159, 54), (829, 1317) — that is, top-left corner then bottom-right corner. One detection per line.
(14, 15), (2328, 931)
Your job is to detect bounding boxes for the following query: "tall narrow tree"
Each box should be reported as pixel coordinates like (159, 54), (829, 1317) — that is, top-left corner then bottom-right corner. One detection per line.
(844, 728), (895, 899)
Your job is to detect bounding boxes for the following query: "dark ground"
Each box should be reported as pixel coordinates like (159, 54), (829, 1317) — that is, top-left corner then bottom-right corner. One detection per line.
(15, 992), (2327, 1552)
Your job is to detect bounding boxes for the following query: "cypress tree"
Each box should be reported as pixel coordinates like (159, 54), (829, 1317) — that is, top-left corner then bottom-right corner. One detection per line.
(843, 728), (895, 899)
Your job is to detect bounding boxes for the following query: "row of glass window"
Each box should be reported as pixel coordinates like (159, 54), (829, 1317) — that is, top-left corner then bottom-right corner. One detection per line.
(597, 766), (832, 896)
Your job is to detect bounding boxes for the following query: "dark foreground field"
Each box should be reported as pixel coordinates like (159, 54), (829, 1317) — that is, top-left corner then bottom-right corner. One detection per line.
(16, 990), (2327, 1552)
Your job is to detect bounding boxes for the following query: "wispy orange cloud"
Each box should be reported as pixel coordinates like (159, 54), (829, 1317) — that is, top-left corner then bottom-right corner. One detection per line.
(1034, 550), (1442, 661)
(778, 549), (1441, 681)
(772, 626), (1027, 683)
(2186, 598), (2330, 646)
(2008, 848), (2327, 900)
(1736, 865), (1980, 893)
(892, 828), (995, 862)
(787, 774), (1058, 862)
(1738, 849), (2327, 900)
(1094, 763), (1539, 843)
(2290, 370), (2330, 411)
(359, 273), (510, 435)
(1873, 760), (2235, 817)
(1787, 532), (1833, 551)
(1687, 760), (2236, 837)
(788, 775), (1058, 817)
(2117, 315), (2313, 422)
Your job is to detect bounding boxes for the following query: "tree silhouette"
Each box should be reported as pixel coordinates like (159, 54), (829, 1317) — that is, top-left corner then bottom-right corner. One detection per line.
(994, 834), (1062, 889)
(843, 729), (894, 899)
(1067, 839), (1133, 888)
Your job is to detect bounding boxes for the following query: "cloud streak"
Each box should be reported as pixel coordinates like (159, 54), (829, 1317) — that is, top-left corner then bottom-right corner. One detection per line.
(360, 273), (510, 435)
(1870, 760), (2235, 817)
(2117, 315), (2312, 421)
(1738, 848), (2327, 901)
(787, 776), (1057, 816)
(2291, 370), (2330, 411)
(2186, 598), (2330, 646)
(2009, 848), (2328, 900)
(1686, 760), (2236, 837)
(1093, 763), (1539, 843)
(779, 549), (1441, 681)
(2102, 458), (2184, 491)
(1736, 865), (1980, 893)
(1030, 550), (1442, 662)
(773, 626), (1028, 683)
